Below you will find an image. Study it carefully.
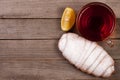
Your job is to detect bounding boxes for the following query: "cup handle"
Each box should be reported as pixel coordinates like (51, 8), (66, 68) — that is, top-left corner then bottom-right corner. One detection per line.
(105, 38), (114, 47)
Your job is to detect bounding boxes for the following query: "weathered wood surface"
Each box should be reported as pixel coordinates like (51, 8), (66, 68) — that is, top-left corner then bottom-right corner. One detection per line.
(0, 40), (119, 80)
(0, 19), (119, 39)
(0, 0), (119, 18)
(0, 40), (119, 60)
(0, 0), (119, 80)
(0, 59), (120, 80)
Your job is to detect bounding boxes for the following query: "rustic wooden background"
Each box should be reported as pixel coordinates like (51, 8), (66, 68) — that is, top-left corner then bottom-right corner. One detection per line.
(0, 0), (120, 80)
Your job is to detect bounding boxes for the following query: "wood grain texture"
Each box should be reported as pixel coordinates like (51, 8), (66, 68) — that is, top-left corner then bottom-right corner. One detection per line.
(0, 40), (119, 60)
(0, 0), (119, 18)
(0, 59), (119, 80)
(0, 19), (63, 39)
(0, 19), (119, 39)
(0, 0), (119, 80)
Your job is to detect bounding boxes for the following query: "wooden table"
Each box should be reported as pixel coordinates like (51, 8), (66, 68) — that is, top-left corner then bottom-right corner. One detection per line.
(0, 0), (120, 80)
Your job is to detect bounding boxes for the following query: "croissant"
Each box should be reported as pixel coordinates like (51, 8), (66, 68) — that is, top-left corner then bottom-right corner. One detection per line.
(58, 33), (114, 77)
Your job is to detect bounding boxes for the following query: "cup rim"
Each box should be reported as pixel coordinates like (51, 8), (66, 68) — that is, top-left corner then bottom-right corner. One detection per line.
(76, 2), (116, 41)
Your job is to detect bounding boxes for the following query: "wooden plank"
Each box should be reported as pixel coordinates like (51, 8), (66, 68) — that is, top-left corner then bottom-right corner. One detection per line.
(0, 40), (119, 60)
(0, 40), (60, 59)
(0, 19), (63, 39)
(0, 58), (119, 80)
(0, 19), (119, 39)
(0, 0), (119, 18)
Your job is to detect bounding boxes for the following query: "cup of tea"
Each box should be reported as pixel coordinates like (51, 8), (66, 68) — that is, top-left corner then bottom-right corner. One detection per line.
(76, 2), (116, 46)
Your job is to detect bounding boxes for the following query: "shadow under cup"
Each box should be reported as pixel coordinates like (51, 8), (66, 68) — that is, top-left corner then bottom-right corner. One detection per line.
(76, 2), (116, 41)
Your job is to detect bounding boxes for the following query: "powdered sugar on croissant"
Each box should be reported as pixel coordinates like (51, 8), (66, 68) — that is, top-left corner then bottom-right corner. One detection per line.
(58, 33), (114, 77)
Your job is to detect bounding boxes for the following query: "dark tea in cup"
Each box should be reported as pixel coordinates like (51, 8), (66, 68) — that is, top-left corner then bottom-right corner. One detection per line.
(76, 2), (115, 41)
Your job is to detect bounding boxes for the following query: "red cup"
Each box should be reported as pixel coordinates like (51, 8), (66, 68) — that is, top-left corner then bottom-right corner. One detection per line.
(76, 2), (116, 43)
